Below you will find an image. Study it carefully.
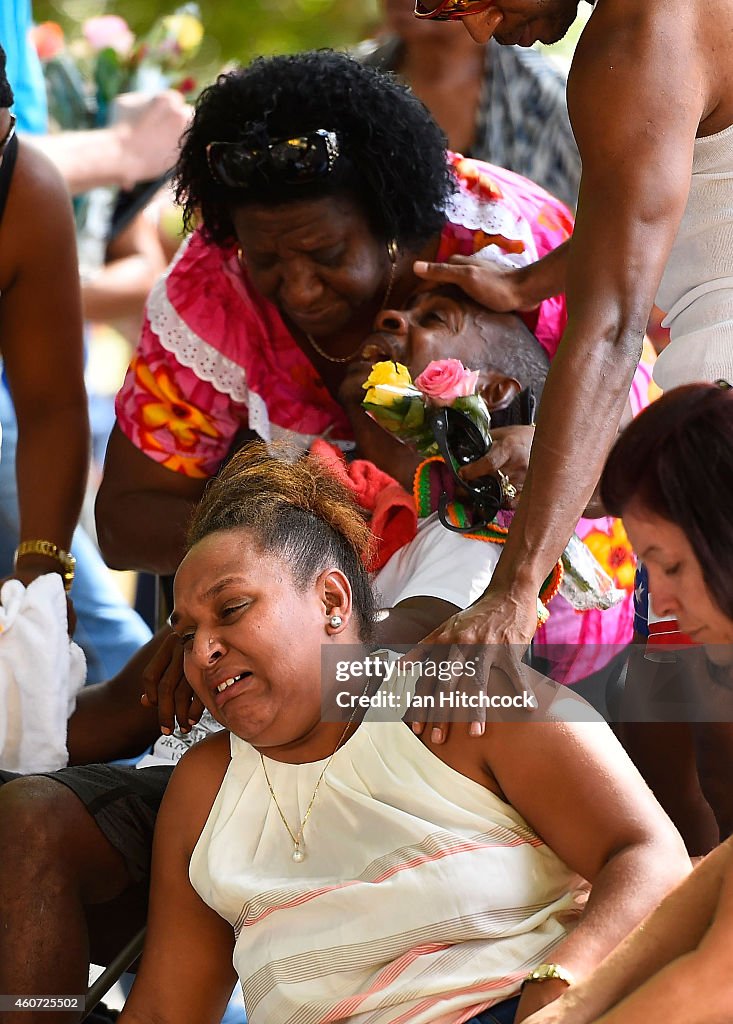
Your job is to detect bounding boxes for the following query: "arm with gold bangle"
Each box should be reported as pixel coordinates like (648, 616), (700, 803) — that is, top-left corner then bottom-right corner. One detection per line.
(520, 840), (733, 1024)
(0, 142), (88, 596)
(14, 540), (76, 592)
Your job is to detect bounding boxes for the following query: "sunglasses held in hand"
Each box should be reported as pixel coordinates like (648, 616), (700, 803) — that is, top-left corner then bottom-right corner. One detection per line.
(429, 407), (504, 532)
(429, 386), (536, 532)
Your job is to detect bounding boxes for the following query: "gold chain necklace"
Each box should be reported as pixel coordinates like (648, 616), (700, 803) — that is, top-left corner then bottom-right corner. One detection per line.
(305, 241), (399, 365)
(259, 678), (371, 862)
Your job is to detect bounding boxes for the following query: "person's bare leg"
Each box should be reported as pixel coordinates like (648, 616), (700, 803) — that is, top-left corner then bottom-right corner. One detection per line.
(0, 777), (133, 1024)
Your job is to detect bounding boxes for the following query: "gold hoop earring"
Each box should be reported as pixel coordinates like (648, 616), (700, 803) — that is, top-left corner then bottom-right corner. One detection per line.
(382, 239), (399, 309)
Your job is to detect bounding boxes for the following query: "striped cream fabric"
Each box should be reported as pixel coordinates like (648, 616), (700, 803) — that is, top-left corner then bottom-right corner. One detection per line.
(189, 670), (582, 1024)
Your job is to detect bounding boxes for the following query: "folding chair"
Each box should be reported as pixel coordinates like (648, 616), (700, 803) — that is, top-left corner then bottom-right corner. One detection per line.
(84, 927), (146, 1020)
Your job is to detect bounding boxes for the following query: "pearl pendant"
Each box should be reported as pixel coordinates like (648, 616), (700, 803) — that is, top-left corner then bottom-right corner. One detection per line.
(292, 845), (305, 863)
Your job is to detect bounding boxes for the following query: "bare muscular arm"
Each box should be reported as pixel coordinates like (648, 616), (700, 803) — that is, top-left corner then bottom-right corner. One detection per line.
(414, 238), (570, 313)
(96, 425), (206, 574)
(421, 0), (708, 652)
(522, 839), (733, 1024)
(0, 140), (88, 585)
(66, 629), (172, 764)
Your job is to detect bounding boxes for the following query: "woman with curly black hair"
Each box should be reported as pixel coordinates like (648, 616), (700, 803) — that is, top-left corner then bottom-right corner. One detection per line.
(96, 49), (573, 577)
(176, 49), (452, 255)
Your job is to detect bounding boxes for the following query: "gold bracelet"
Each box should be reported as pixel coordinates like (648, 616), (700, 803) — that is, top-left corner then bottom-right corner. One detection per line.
(522, 963), (575, 988)
(14, 539), (76, 592)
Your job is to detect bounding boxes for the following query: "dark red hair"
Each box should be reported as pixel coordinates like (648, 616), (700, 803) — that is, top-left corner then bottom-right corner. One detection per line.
(601, 383), (733, 619)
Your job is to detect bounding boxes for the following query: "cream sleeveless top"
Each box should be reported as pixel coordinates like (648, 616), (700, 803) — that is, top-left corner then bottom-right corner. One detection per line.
(655, 123), (733, 389)
(189, 667), (582, 1024)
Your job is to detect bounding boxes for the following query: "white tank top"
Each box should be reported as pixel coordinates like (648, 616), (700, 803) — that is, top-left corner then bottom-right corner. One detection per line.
(189, 668), (582, 1024)
(654, 123), (733, 389)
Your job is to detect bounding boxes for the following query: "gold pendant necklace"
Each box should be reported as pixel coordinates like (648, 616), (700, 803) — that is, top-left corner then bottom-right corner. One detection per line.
(260, 678), (371, 862)
(305, 241), (399, 365)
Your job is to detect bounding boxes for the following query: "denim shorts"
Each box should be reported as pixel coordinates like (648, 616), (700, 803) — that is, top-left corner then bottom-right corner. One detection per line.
(467, 995), (520, 1024)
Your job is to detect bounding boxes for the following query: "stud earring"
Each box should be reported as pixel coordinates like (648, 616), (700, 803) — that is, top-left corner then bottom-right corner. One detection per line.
(329, 615), (343, 629)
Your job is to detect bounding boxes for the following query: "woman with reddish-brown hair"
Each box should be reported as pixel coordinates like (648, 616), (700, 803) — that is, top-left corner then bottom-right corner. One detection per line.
(522, 383), (733, 1024)
(601, 384), (733, 639)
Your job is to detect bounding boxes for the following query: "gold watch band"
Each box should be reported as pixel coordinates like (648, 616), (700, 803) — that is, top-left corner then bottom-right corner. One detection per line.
(14, 539), (76, 592)
(522, 963), (575, 988)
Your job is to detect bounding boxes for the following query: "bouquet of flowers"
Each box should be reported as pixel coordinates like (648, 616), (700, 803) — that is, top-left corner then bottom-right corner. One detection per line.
(31, 7), (203, 275)
(363, 358), (625, 616)
(362, 358), (491, 459)
(31, 6), (203, 130)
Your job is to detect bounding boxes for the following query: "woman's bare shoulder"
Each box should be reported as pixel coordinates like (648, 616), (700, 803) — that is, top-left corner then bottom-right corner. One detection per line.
(160, 731), (233, 851)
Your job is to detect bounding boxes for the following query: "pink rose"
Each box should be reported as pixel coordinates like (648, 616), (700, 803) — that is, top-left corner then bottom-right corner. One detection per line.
(82, 15), (134, 56)
(414, 359), (480, 406)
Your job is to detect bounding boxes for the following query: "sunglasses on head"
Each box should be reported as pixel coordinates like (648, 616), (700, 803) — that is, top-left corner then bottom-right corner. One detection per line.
(206, 129), (340, 189)
(414, 0), (495, 21)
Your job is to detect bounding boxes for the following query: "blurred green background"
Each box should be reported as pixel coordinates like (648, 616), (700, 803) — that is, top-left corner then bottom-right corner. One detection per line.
(33, 1), (382, 71)
(32, 0), (587, 81)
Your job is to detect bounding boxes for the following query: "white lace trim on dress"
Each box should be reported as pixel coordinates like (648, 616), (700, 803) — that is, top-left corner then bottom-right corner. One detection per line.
(144, 240), (356, 453)
(444, 188), (536, 260)
(146, 237), (250, 405)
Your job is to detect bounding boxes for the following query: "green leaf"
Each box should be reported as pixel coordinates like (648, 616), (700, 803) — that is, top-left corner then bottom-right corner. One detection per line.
(94, 47), (126, 107)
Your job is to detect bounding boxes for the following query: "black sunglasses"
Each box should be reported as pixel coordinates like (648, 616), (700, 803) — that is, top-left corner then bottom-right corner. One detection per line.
(206, 129), (340, 188)
(429, 407), (503, 532)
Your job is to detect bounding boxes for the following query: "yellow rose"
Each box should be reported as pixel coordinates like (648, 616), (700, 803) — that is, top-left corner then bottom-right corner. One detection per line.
(362, 360), (413, 407)
(162, 13), (203, 55)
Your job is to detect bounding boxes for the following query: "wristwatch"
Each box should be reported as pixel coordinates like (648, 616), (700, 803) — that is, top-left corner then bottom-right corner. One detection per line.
(523, 963), (575, 988)
(15, 539), (76, 592)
